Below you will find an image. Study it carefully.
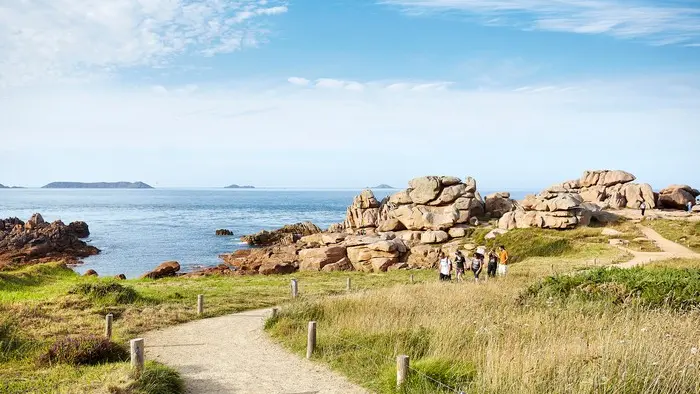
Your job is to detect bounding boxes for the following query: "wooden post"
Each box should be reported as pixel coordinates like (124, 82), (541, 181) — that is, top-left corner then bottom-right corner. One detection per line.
(197, 294), (204, 315)
(291, 279), (299, 298)
(105, 313), (113, 339)
(410, 274), (414, 284)
(130, 338), (145, 374)
(272, 307), (279, 318)
(306, 321), (317, 359)
(346, 277), (351, 291)
(397, 355), (409, 388)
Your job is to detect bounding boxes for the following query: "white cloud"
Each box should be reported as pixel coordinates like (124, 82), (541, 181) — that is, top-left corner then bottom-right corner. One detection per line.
(0, 0), (288, 86)
(1, 75), (697, 188)
(382, 0), (700, 46)
(315, 78), (351, 89)
(287, 77), (311, 86)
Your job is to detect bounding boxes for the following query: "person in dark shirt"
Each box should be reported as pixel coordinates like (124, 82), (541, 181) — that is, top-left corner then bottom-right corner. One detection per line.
(454, 250), (466, 282)
(487, 251), (498, 278)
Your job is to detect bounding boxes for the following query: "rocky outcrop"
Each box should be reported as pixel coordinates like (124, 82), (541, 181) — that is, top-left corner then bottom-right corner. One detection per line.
(218, 245), (299, 275)
(141, 261), (180, 279)
(545, 170), (654, 210)
(241, 222), (321, 246)
(484, 192), (515, 218)
(499, 194), (591, 230)
(299, 246), (347, 271)
(658, 185), (699, 210)
(216, 229), (233, 236)
(0, 214), (100, 268)
(83, 269), (98, 277)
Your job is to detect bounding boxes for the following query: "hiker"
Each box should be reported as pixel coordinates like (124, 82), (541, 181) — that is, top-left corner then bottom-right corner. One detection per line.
(498, 245), (509, 276)
(471, 252), (483, 282)
(454, 250), (466, 282)
(487, 250), (498, 278)
(689, 201), (694, 213)
(438, 252), (452, 282)
(640, 200), (646, 216)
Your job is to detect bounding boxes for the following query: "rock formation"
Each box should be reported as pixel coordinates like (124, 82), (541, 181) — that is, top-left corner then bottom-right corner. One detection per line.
(215, 229), (233, 236)
(484, 192), (515, 218)
(658, 185), (699, 210)
(499, 193), (591, 230)
(141, 261), (181, 279)
(0, 214), (100, 268)
(241, 222), (321, 246)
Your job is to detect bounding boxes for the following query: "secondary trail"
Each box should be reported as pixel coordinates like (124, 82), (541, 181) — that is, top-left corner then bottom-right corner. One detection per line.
(613, 225), (700, 268)
(143, 309), (368, 394)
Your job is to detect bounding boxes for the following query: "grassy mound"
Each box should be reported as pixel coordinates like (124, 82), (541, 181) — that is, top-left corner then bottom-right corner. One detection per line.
(68, 282), (140, 304)
(39, 335), (129, 366)
(470, 228), (574, 262)
(525, 266), (700, 310)
(130, 361), (185, 394)
(0, 319), (28, 362)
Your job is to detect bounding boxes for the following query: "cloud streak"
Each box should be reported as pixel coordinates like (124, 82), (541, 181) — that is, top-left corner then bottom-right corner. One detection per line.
(382, 0), (700, 46)
(288, 77), (454, 92)
(0, 0), (288, 86)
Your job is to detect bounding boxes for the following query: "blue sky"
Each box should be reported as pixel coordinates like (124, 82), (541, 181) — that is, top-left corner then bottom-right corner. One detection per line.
(0, 0), (698, 189)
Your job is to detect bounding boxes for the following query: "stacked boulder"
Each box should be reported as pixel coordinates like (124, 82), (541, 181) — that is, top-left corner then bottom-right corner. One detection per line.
(499, 193), (591, 230)
(241, 222), (321, 246)
(658, 185), (699, 210)
(543, 170), (655, 210)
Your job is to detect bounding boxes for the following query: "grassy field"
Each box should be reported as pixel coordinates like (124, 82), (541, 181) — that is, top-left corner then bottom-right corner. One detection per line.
(646, 219), (700, 252)
(0, 262), (434, 393)
(266, 228), (700, 393)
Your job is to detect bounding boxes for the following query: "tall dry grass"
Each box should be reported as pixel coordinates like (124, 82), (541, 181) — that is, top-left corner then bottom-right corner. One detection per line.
(269, 275), (700, 393)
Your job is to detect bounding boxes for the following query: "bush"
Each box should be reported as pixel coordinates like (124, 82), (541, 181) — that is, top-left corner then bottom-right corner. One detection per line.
(68, 282), (139, 304)
(38, 335), (128, 366)
(132, 361), (184, 394)
(525, 267), (700, 310)
(0, 319), (27, 362)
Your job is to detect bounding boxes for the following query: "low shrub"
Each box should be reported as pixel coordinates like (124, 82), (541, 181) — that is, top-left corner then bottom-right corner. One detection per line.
(68, 282), (140, 304)
(38, 335), (129, 366)
(132, 361), (184, 394)
(525, 267), (700, 310)
(0, 319), (28, 362)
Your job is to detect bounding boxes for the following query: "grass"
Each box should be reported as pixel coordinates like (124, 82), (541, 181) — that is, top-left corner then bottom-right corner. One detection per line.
(267, 264), (700, 393)
(646, 220), (700, 252)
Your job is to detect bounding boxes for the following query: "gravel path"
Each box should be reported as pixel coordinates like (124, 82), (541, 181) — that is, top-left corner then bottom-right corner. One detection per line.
(614, 225), (700, 268)
(143, 309), (368, 394)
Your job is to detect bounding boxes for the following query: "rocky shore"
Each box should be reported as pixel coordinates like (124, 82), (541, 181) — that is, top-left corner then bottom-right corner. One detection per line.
(0, 213), (99, 269)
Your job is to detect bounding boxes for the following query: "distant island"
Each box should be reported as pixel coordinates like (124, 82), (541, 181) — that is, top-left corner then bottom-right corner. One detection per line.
(0, 184), (24, 189)
(225, 184), (255, 189)
(371, 184), (395, 189)
(42, 182), (154, 189)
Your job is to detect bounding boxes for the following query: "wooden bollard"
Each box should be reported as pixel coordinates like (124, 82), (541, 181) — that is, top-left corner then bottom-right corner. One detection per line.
(397, 355), (409, 388)
(105, 313), (113, 339)
(130, 338), (145, 374)
(197, 294), (204, 315)
(272, 307), (279, 318)
(410, 274), (414, 284)
(291, 279), (299, 298)
(306, 321), (317, 359)
(346, 277), (351, 291)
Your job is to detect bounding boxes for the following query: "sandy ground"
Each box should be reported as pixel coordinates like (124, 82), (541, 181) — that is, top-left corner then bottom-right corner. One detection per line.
(143, 309), (368, 394)
(614, 225), (700, 268)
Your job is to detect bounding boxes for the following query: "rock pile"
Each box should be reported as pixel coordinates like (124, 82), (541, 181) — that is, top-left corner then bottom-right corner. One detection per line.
(543, 170), (655, 210)
(241, 222), (321, 246)
(0, 213), (99, 268)
(658, 185), (699, 210)
(215, 229), (233, 236)
(499, 193), (591, 230)
(141, 261), (181, 279)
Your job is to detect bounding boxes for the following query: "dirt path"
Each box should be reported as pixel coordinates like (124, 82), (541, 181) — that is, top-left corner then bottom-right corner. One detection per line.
(613, 225), (700, 268)
(143, 309), (368, 394)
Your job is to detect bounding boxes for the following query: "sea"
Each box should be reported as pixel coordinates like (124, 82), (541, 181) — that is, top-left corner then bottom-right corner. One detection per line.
(0, 189), (530, 278)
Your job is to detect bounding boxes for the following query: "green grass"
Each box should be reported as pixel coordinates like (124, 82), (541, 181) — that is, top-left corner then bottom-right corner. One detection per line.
(525, 265), (700, 310)
(646, 219), (700, 252)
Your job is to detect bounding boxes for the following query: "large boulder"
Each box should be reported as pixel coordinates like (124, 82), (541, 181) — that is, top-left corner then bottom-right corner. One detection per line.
(420, 230), (449, 244)
(388, 190), (413, 205)
(259, 262), (297, 275)
(427, 184), (466, 206)
(68, 221), (90, 238)
(659, 185), (699, 210)
(377, 218), (406, 232)
(242, 222), (321, 246)
(392, 205), (459, 231)
(485, 192), (514, 218)
(406, 244), (441, 269)
(321, 257), (355, 272)
(408, 176), (442, 204)
(299, 246), (347, 271)
(141, 261), (180, 279)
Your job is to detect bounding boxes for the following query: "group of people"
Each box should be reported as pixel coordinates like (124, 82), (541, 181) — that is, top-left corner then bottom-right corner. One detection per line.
(438, 245), (509, 282)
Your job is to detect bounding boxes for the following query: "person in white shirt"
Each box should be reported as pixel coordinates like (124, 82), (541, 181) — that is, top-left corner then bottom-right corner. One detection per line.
(438, 252), (452, 282)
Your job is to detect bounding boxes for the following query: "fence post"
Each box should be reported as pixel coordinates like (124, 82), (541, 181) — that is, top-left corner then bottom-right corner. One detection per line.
(130, 338), (145, 374)
(291, 279), (299, 298)
(397, 355), (409, 388)
(105, 313), (113, 339)
(197, 294), (204, 315)
(346, 277), (351, 291)
(272, 307), (279, 319)
(306, 321), (317, 359)
(410, 274), (414, 284)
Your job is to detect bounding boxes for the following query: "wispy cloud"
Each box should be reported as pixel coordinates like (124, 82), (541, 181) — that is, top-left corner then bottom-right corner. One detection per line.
(0, 0), (288, 86)
(382, 0), (700, 46)
(288, 77), (311, 86)
(289, 78), (453, 91)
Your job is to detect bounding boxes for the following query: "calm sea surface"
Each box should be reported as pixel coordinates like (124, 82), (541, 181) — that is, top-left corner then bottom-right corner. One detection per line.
(0, 189), (529, 278)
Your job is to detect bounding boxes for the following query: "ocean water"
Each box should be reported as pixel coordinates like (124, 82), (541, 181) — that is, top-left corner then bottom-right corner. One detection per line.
(0, 189), (529, 278)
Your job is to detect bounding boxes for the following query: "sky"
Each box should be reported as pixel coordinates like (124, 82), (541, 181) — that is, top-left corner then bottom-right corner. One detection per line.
(0, 0), (698, 190)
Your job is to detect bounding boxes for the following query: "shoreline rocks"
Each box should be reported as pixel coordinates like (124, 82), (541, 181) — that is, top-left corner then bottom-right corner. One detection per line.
(0, 214), (100, 269)
(141, 261), (181, 279)
(658, 185), (699, 210)
(241, 222), (321, 246)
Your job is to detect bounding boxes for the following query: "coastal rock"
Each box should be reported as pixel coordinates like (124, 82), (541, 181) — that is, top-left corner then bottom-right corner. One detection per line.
(83, 269), (98, 277)
(485, 192), (514, 218)
(327, 223), (345, 233)
(219, 245), (299, 275)
(658, 185), (699, 210)
(439, 176), (462, 187)
(114, 274), (127, 280)
(485, 228), (508, 240)
(299, 246), (346, 271)
(388, 190), (413, 205)
(464, 177), (477, 193)
(141, 261), (180, 279)
(392, 205), (459, 231)
(447, 226), (469, 239)
(377, 218), (406, 232)
(321, 257), (355, 272)
(259, 262), (297, 275)
(420, 230), (449, 244)
(241, 222), (321, 246)
(215, 229), (233, 236)
(321, 233), (346, 245)
(406, 244), (441, 269)
(408, 176), (442, 204)
(427, 184), (466, 206)
(0, 214), (100, 268)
